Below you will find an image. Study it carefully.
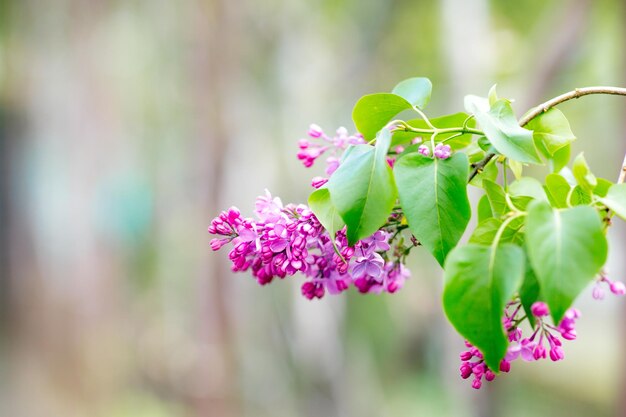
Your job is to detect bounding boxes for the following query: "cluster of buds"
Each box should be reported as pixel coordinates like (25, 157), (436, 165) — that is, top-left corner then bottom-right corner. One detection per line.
(458, 299), (580, 389)
(297, 124), (365, 179)
(418, 143), (451, 159)
(458, 341), (503, 389)
(592, 271), (626, 300)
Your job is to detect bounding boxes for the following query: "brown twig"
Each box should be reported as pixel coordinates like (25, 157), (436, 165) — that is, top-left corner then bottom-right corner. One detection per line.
(518, 86), (626, 126)
(469, 86), (626, 183)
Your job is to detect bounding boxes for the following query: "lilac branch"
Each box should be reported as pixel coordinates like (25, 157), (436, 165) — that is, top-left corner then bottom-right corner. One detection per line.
(469, 86), (626, 183)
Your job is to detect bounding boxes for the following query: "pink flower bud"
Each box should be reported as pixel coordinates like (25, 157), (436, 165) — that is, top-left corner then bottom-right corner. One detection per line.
(418, 144), (430, 156)
(531, 301), (549, 317)
(485, 370), (496, 382)
(561, 330), (577, 340)
(308, 124), (323, 138)
(533, 344), (546, 360)
(210, 238), (230, 251)
(549, 346), (564, 361)
(473, 363), (485, 378)
(460, 363), (472, 379)
(471, 378), (482, 390)
(311, 176), (329, 189)
(610, 281), (626, 295)
(460, 351), (473, 361)
(434, 143), (452, 159)
(593, 284), (606, 300)
(499, 360), (511, 373)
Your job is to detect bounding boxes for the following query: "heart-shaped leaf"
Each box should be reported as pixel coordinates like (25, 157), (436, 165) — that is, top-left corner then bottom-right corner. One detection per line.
(352, 93), (412, 140)
(525, 108), (576, 156)
(526, 202), (608, 323)
(465, 96), (541, 164)
(391, 77), (433, 109)
(572, 152), (597, 192)
(544, 173), (571, 209)
(443, 243), (525, 370)
(394, 152), (471, 265)
(600, 183), (626, 220)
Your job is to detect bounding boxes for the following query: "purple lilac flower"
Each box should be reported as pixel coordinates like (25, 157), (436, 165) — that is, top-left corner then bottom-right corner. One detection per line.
(209, 190), (411, 299)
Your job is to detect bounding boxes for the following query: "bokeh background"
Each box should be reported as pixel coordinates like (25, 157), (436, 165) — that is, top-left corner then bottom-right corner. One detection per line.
(1, 0), (626, 416)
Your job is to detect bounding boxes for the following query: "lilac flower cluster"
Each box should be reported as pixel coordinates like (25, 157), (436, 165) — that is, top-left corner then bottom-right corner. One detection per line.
(458, 299), (580, 389)
(208, 191), (411, 299)
(297, 124), (366, 186)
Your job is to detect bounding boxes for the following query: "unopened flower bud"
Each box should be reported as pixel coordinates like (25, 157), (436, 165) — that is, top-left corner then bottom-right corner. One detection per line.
(610, 281), (626, 296)
(549, 346), (564, 361)
(460, 351), (473, 361)
(593, 284), (606, 300)
(434, 143), (452, 159)
(418, 145), (430, 156)
(485, 370), (496, 382)
(531, 301), (549, 317)
(308, 124), (323, 138)
(471, 378), (482, 390)
(460, 363), (472, 379)
(311, 176), (329, 189)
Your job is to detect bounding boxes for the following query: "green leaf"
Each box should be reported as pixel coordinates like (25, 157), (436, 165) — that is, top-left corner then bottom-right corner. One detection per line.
(443, 243), (525, 370)
(477, 136), (494, 152)
(525, 108), (576, 156)
(509, 159), (523, 179)
(391, 77), (432, 109)
(526, 202), (608, 323)
(520, 260), (540, 328)
(549, 144), (571, 173)
(544, 173), (571, 209)
(571, 185), (592, 206)
(394, 152), (471, 266)
(509, 177), (548, 202)
(352, 93), (412, 140)
(340, 144), (372, 163)
(469, 218), (524, 245)
(483, 179), (507, 217)
(594, 178), (613, 198)
(465, 96), (541, 164)
(572, 152), (597, 192)
(327, 129), (397, 245)
(488, 84), (499, 106)
(391, 113), (476, 149)
(510, 196), (534, 211)
(478, 194), (493, 223)
(308, 188), (345, 237)
(600, 183), (626, 220)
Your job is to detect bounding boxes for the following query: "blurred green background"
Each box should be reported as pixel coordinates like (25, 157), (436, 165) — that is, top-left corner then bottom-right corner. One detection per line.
(1, 0), (626, 416)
